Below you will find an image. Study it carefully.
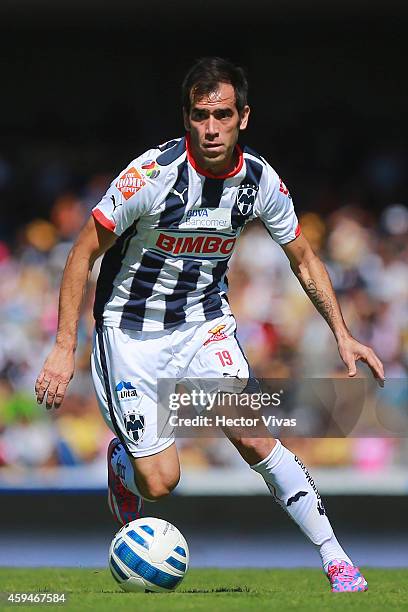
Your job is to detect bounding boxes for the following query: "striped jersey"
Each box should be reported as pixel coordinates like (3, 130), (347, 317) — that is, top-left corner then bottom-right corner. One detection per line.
(92, 135), (300, 331)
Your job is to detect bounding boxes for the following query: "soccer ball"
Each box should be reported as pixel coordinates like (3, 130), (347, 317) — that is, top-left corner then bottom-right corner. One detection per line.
(108, 517), (189, 592)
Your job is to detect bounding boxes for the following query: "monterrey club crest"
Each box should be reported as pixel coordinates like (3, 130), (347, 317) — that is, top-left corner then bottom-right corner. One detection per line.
(236, 183), (259, 216)
(124, 410), (145, 444)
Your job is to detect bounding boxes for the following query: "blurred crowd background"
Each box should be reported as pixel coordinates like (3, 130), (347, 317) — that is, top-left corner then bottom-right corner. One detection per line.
(0, 175), (407, 482)
(0, 2), (407, 489)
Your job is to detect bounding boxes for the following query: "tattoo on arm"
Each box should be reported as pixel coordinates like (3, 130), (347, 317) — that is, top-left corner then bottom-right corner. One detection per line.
(304, 279), (336, 327)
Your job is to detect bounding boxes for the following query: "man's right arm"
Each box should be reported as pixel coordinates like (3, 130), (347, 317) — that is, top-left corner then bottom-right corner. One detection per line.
(35, 216), (117, 409)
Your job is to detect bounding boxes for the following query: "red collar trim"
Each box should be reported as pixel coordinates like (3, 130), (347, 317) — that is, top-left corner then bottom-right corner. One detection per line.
(185, 133), (243, 179)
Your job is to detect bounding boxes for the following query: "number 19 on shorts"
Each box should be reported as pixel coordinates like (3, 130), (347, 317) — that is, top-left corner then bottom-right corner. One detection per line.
(215, 350), (233, 366)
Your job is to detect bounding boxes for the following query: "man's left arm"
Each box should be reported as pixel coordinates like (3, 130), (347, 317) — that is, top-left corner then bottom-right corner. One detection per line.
(282, 233), (385, 387)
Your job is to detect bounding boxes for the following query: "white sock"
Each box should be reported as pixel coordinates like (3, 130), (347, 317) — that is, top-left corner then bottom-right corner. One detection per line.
(318, 534), (352, 572)
(251, 440), (352, 570)
(110, 443), (141, 496)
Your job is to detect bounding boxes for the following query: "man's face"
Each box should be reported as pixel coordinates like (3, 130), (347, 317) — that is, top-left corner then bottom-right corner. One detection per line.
(183, 82), (250, 174)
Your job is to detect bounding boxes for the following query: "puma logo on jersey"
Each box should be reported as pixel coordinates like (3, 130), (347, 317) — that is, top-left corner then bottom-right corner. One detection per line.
(111, 195), (122, 212)
(169, 186), (188, 204)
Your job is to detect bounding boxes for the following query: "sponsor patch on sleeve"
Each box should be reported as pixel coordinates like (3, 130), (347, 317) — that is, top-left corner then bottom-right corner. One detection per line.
(279, 178), (291, 198)
(116, 167), (146, 200)
(141, 159), (160, 179)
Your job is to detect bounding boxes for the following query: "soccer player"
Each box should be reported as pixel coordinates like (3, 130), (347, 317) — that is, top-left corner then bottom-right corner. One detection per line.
(35, 57), (384, 592)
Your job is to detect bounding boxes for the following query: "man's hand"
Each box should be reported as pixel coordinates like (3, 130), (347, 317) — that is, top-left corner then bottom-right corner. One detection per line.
(34, 216), (116, 410)
(337, 335), (385, 387)
(282, 235), (385, 388)
(35, 345), (75, 409)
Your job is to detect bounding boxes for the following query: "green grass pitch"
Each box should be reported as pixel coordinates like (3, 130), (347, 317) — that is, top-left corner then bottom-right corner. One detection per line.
(0, 568), (407, 611)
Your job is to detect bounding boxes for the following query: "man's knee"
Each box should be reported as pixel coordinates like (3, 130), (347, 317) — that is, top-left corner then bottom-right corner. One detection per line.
(137, 470), (180, 501)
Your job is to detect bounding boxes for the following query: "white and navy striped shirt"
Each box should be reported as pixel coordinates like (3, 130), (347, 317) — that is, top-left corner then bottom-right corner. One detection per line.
(92, 135), (300, 331)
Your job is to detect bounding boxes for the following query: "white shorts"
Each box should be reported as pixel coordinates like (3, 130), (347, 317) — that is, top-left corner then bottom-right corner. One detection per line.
(91, 314), (253, 457)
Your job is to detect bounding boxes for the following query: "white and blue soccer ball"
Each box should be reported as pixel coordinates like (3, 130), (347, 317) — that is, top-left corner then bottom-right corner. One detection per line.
(109, 517), (189, 592)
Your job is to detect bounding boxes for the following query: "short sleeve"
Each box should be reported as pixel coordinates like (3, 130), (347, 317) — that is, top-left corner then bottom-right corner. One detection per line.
(255, 164), (300, 245)
(92, 154), (160, 236)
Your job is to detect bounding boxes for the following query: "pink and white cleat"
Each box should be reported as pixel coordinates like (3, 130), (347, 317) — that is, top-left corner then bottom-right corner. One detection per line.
(107, 437), (143, 525)
(327, 560), (368, 592)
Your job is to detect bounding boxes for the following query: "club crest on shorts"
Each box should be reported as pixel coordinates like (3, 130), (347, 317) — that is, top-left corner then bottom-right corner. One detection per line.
(236, 183), (259, 216)
(123, 409), (145, 444)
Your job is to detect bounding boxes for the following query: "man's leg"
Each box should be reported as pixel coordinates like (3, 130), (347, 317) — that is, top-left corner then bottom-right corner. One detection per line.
(187, 316), (352, 570)
(227, 434), (367, 591)
(107, 438), (180, 524)
(91, 324), (179, 523)
(110, 439), (180, 500)
(228, 436), (351, 569)
(180, 314), (367, 591)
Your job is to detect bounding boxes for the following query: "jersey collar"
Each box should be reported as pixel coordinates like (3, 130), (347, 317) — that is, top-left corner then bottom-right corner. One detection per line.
(185, 133), (243, 179)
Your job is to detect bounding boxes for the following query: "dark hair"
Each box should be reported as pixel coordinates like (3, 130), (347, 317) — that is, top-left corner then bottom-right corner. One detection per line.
(182, 57), (248, 116)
